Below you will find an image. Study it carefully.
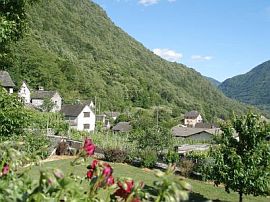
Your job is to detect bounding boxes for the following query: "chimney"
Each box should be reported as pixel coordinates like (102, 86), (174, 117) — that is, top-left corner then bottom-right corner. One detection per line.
(38, 86), (44, 91)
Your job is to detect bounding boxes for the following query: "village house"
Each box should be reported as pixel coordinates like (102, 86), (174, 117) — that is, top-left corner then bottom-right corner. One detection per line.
(184, 110), (203, 127)
(18, 81), (31, 104)
(0, 70), (15, 94)
(112, 122), (132, 133)
(105, 111), (121, 120)
(61, 104), (96, 132)
(172, 126), (219, 141)
(96, 114), (111, 129)
(31, 87), (62, 112)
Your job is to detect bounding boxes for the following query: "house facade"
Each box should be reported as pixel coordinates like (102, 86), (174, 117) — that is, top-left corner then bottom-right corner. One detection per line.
(61, 104), (96, 132)
(0, 71), (15, 94)
(18, 81), (31, 104)
(31, 89), (62, 112)
(184, 110), (203, 127)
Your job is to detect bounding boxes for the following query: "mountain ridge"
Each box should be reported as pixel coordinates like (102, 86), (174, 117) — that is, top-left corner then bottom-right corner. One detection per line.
(4, 0), (256, 120)
(219, 60), (270, 112)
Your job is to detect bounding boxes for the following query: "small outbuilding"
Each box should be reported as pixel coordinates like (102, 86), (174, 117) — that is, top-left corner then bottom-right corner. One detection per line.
(0, 70), (15, 94)
(112, 122), (132, 133)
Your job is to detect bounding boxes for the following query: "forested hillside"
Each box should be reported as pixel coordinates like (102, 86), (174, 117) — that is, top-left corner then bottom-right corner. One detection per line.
(3, 0), (254, 120)
(220, 60), (270, 113)
(204, 76), (221, 87)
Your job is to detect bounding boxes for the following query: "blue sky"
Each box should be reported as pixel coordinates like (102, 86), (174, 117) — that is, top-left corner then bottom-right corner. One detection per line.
(92, 0), (270, 81)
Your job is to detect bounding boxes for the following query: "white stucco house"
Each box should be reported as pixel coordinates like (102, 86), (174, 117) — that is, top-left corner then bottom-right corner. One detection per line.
(31, 88), (62, 112)
(184, 110), (203, 127)
(18, 81), (31, 104)
(0, 70), (15, 94)
(61, 104), (96, 132)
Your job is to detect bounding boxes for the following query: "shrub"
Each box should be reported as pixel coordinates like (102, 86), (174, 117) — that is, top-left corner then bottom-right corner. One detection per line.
(193, 156), (215, 181)
(178, 159), (195, 177)
(140, 147), (158, 168)
(103, 148), (127, 163)
(165, 150), (180, 164)
(0, 132), (51, 160)
(22, 132), (51, 159)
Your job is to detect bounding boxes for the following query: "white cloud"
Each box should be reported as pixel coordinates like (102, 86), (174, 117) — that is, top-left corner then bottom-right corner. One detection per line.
(139, 0), (159, 6)
(153, 48), (183, 62)
(191, 55), (213, 61)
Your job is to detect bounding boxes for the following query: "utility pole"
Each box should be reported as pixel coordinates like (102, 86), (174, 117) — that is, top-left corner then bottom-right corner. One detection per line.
(156, 105), (159, 128)
(94, 96), (97, 115)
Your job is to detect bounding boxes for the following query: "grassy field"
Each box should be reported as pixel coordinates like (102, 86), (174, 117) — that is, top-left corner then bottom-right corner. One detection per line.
(27, 158), (269, 202)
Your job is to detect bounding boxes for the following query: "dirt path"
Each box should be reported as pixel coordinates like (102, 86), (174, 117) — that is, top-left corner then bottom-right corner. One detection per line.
(40, 155), (76, 163)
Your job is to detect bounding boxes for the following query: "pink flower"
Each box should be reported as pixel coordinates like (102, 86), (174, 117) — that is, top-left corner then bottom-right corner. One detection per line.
(131, 198), (141, 202)
(102, 163), (113, 177)
(54, 169), (64, 179)
(91, 160), (99, 169)
(87, 170), (94, 179)
(2, 164), (9, 175)
(83, 138), (95, 156)
(106, 175), (115, 186)
(115, 180), (135, 199)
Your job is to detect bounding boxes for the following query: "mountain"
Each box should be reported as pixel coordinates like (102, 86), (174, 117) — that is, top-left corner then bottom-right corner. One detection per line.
(219, 60), (270, 112)
(4, 0), (255, 120)
(204, 76), (221, 87)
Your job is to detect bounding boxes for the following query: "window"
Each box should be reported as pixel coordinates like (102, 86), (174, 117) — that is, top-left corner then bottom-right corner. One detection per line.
(84, 112), (90, 117)
(83, 124), (90, 129)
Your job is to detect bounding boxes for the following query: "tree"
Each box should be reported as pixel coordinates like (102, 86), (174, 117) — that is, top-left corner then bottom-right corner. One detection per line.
(210, 112), (270, 202)
(0, 0), (37, 64)
(130, 126), (173, 153)
(0, 87), (29, 137)
(41, 97), (54, 112)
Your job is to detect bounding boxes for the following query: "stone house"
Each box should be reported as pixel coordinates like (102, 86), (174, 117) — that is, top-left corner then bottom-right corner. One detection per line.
(18, 81), (31, 104)
(184, 110), (203, 127)
(0, 70), (15, 94)
(31, 87), (62, 112)
(61, 104), (96, 132)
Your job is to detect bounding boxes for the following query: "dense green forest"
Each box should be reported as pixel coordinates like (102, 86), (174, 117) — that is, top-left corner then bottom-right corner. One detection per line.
(219, 60), (270, 113)
(1, 0), (257, 120)
(204, 76), (221, 87)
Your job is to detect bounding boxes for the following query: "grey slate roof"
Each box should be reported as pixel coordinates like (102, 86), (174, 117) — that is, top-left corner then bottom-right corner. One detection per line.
(172, 126), (220, 137)
(112, 122), (132, 132)
(32, 90), (57, 99)
(172, 127), (205, 137)
(184, 110), (200, 119)
(61, 104), (86, 117)
(0, 71), (15, 87)
(105, 111), (120, 118)
(195, 122), (218, 129)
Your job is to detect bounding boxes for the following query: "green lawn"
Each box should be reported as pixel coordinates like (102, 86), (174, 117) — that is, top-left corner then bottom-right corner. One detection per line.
(27, 158), (269, 202)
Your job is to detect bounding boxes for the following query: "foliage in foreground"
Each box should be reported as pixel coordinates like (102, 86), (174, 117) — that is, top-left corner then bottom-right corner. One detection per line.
(0, 139), (191, 201)
(209, 112), (270, 202)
